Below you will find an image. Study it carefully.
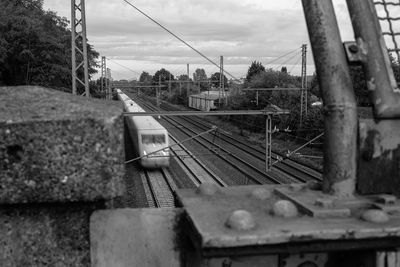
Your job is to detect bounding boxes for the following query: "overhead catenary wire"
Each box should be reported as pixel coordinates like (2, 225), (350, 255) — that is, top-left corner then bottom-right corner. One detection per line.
(288, 55), (302, 74)
(121, 0), (240, 81)
(271, 52), (301, 71)
(106, 57), (142, 75)
(263, 47), (301, 66)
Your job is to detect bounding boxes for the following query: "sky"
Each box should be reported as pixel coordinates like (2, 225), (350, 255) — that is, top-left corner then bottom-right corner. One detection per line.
(43, 0), (354, 81)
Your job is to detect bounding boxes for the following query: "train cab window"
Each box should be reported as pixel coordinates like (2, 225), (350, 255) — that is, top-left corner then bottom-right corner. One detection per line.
(141, 134), (166, 144)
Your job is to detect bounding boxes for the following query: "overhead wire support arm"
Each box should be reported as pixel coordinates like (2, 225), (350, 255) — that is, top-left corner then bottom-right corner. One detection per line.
(125, 127), (219, 164)
(122, 110), (290, 116)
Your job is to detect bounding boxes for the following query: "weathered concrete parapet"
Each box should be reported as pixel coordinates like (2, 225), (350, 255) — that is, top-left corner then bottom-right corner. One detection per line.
(0, 86), (125, 266)
(0, 86), (124, 203)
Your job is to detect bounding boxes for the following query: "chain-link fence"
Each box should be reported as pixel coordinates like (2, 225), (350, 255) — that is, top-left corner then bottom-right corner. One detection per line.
(374, 0), (400, 61)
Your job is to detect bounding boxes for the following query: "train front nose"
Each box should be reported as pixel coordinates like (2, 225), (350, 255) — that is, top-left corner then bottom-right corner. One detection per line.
(141, 148), (169, 168)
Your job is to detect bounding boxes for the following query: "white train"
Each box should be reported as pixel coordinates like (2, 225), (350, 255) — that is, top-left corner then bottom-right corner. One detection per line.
(116, 89), (170, 168)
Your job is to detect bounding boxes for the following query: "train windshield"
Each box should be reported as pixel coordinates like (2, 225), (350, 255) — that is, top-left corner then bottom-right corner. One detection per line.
(141, 134), (166, 145)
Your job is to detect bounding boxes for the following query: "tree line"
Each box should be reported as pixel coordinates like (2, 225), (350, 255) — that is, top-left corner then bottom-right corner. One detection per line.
(0, 0), (99, 94)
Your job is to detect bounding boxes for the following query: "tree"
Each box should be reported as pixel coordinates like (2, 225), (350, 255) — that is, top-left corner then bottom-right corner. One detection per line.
(193, 68), (207, 81)
(245, 61), (265, 82)
(178, 74), (189, 81)
(210, 72), (228, 88)
(139, 71), (152, 83)
(0, 0), (99, 91)
(249, 68), (298, 89)
(152, 68), (174, 83)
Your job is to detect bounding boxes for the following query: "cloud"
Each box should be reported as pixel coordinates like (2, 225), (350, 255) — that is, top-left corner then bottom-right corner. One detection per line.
(43, 0), (350, 80)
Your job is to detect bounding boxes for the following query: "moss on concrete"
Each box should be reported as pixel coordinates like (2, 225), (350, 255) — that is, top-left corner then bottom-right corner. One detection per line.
(0, 86), (125, 204)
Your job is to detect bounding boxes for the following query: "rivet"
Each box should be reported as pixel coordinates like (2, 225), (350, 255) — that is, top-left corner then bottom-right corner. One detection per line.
(196, 183), (219, 195)
(349, 44), (359, 53)
(251, 188), (271, 200)
(272, 200), (298, 218)
(225, 210), (256, 231)
(315, 198), (334, 208)
(361, 209), (389, 223)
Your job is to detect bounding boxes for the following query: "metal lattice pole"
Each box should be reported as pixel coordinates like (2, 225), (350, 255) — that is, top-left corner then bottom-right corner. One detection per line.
(71, 0), (89, 97)
(300, 44), (308, 127)
(266, 115), (272, 172)
(219, 56), (224, 106)
(187, 63), (190, 98)
(101, 56), (106, 98)
(106, 68), (111, 99)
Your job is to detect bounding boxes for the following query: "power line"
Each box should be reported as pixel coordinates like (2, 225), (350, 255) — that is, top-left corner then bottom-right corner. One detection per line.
(106, 57), (142, 75)
(263, 47), (301, 66)
(288, 55), (302, 74)
(121, 0), (240, 81)
(275, 53), (302, 71)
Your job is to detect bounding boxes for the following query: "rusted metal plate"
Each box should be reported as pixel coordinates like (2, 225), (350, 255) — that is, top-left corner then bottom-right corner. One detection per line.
(90, 208), (182, 267)
(176, 184), (400, 251)
(358, 119), (400, 196)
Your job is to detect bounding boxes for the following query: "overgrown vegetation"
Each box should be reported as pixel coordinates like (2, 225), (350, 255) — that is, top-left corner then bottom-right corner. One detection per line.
(0, 0), (100, 95)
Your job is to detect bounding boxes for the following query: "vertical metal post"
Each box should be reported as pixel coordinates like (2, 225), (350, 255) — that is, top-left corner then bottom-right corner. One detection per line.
(157, 76), (161, 107)
(168, 74), (172, 98)
(266, 115), (272, 172)
(179, 82), (182, 95)
(300, 44), (308, 127)
(106, 68), (111, 99)
(101, 56), (106, 98)
(256, 91), (259, 107)
(219, 56), (223, 106)
(187, 64), (190, 97)
(302, 0), (357, 197)
(71, 0), (89, 97)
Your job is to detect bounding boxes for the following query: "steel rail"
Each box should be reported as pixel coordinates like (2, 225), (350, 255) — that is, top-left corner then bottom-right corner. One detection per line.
(167, 108), (322, 182)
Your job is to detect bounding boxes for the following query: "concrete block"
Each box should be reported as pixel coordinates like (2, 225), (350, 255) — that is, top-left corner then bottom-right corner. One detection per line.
(90, 208), (182, 267)
(0, 203), (102, 266)
(0, 86), (125, 203)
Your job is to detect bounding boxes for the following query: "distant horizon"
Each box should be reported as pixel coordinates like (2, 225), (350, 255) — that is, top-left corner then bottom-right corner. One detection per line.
(43, 0), (353, 81)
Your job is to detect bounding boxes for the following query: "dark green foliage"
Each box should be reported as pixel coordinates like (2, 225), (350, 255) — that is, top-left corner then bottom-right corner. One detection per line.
(152, 68), (174, 83)
(139, 71), (152, 83)
(228, 68), (321, 139)
(210, 72), (228, 88)
(245, 61), (265, 82)
(0, 0), (99, 92)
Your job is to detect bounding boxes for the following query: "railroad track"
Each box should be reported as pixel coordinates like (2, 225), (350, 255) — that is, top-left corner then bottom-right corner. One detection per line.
(131, 96), (291, 185)
(169, 135), (227, 187)
(121, 92), (229, 208)
(165, 109), (322, 183)
(130, 94), (322, 185)
(139, 168), (176, 208)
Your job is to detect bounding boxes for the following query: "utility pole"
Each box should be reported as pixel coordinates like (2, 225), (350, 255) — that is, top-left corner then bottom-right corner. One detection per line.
(106, 68), (111, 99)
(300, 44), (308, 127)
(157, 76), (161, 107)
(187, 63), (190, 98)
(101, 56), (106, 98)
(219, 56), (224, 106)
(71, 0), (89, 97)
(168, 73), (172, 98)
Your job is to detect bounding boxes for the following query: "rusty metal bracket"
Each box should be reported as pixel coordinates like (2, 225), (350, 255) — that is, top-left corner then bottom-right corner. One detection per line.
(343, 41), (366, 64)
